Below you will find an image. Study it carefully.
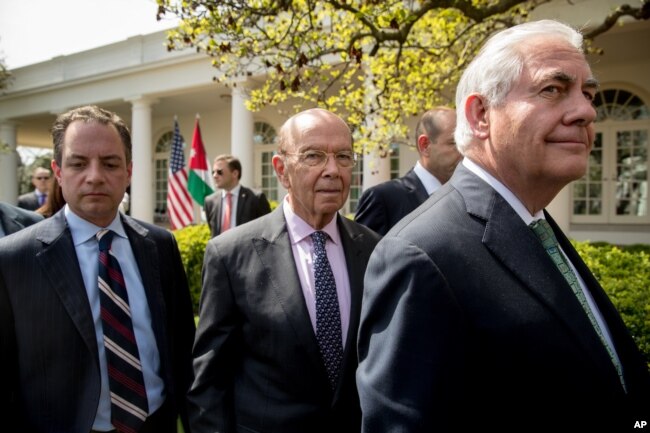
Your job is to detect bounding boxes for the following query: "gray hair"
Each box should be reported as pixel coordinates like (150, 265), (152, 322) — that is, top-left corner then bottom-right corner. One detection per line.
(454, 20), (584, 154)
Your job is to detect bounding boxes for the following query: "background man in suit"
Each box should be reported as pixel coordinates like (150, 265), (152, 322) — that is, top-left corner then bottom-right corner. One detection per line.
(357, 20), (650, 432)
(0, 105), (195, 433)
(188, 108), (381, 433)
(203, 154), (271, 237)
(17, 166), (52, 211)
(354, 107), (460, 235)
(0, 201), (43, 238)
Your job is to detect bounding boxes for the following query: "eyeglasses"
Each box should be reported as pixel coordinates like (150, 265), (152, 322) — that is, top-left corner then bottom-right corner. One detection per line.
(283, 150), (357, 168)
(35, 176), (50, 180)
(213, 169), (224, 176)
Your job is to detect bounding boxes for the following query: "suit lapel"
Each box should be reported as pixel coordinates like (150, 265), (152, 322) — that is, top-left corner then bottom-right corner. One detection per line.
(402, 169), (429, 206)
(453, 165), (616, 373)
(35, 212), (99, 362)
(122, 216), (169, 371)
(251, 209), (324, 369)
(236, 188), (248, 223)
(338, 216), (366, 358)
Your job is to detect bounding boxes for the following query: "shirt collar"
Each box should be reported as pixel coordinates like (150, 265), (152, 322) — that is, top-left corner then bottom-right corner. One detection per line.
(64, 204), (127, 246)
(462, 158), (544, 225)
(413, 161), (442, 195)
(282, 197), (341, 246)
(222, 184), (241, 197)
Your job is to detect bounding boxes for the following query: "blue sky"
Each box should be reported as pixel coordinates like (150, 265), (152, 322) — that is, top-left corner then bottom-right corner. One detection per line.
(0, 0), (178, 69)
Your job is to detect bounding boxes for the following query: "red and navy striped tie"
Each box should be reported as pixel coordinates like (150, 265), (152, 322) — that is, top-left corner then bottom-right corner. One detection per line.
(97, 229), (148, 433)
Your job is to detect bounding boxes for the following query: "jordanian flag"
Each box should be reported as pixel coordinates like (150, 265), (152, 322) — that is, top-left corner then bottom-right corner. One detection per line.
(187, 116), (214, 206)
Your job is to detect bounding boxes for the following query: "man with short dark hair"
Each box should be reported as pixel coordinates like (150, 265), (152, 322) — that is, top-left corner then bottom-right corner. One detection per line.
(18, 166), (52, 211)
(0, 105), (195, 433)
(203, 154), (271, 237)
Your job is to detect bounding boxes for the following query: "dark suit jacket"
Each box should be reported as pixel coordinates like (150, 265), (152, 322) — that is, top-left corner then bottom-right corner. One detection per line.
(188, 207), (381, 433)
(0, 202), (43, 237)
(0, 210), (196, 433)
(204, 185), (271, 237)
(354, 168), (429, 235)
(17, 191), (41, 211)
(358, 164), (650, 432)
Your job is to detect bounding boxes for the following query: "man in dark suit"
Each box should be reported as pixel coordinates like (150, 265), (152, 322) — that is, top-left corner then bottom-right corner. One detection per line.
(203, 154), (271, 237)
(0, 105), (195, 433)
(188, 108), (381, 433)
(17, 166), (52, 211)
(0, 201), (43, 238)
(354, 107), (460, 235)
(357, 20), (650, 432)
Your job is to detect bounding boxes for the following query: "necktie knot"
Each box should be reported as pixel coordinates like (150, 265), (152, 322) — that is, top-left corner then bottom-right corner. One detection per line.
(529, 219), (559, 250)
(96, 229), (115, 252)
(311, 230), (328, 251)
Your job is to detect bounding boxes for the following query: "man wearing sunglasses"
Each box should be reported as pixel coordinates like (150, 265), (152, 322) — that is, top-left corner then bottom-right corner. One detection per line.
(203, 154), (271, 238)
(18, 166), (52, 211)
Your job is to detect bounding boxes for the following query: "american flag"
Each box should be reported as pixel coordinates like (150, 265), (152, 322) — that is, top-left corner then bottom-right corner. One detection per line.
(167, 118), (194, 230)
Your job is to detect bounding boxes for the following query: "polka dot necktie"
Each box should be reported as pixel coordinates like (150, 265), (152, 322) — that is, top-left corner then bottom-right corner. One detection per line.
(311, 230), (343, 390)
(97, 229), (149, 432)
(529, 219), (625, 391)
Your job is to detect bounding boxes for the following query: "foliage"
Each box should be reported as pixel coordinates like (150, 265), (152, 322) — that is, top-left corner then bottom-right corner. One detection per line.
(156, 0), (649, 154)
(0, 56), (11, 91)
(573, 241), (650, 369)
(172, 223), (211, 312)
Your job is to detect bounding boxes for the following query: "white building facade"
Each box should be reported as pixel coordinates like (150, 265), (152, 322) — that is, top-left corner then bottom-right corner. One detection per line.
(0, 0), (648, 244)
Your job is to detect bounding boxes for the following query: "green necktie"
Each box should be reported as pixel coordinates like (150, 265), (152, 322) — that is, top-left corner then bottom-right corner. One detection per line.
(529, 219), (626, 391)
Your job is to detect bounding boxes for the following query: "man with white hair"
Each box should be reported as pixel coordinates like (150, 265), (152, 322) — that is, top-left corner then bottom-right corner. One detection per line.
(358, 20), (650, 432)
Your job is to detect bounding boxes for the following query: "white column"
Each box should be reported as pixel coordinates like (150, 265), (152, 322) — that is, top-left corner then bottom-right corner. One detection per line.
(0, 121), (19, 204)
(128, 97), (156, 223)
(547, 185), (572, 234)
(362, 148), (391, 190)
(231, 86), (255, 188)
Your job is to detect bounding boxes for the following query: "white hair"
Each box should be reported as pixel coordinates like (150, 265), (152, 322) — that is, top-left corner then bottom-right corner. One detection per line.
(454, 20), (585, 154)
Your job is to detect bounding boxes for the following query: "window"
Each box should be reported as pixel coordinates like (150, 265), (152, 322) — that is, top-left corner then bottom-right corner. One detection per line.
(154, 131), (174, 223)
(572, 89), (649, 223)
(254, 122), (280, 203)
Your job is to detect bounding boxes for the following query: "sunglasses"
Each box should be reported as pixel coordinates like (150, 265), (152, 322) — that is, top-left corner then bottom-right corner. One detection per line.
(35, 176), (50, 180)
(214, 169), (224, 176)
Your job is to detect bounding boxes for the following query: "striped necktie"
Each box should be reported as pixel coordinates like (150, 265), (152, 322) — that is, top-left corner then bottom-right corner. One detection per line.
(529, 219), (626, 391)
(97, 229), (149, 432)
(311, 230), (343, 390)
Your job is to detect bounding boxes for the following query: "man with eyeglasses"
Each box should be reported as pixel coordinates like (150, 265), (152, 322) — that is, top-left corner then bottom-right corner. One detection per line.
(188, 108), (381, 433)
(203, 154), (271, 238)
(18, 166), (52, 211)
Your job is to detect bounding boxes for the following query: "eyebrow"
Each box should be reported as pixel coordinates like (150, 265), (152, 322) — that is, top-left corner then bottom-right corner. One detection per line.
(547, 71), (599, 90)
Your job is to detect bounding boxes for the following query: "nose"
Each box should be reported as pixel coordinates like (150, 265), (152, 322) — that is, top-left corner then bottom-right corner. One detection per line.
(322, 153), (341, 177)
(566, 91), (597, 127)
(85, 161), (104, 183)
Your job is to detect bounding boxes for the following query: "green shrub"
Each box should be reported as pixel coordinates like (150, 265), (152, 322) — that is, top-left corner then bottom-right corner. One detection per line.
(572, 240), (650, 369)
(172, 223), (210, 313)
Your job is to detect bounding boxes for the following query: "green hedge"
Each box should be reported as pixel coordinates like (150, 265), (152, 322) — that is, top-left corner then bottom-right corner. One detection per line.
(173, 223), (210, 313)
(572, 241), (650, 368)
(173, 224), (650, 367)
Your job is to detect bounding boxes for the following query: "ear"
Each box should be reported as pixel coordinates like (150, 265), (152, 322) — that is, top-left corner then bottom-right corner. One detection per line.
(126, 161), (133, 186)
(417, 135), (430, 156)
(465, 94), (490, 140)
(51, 159), (61, 183)
(272, 154), (291, 189)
